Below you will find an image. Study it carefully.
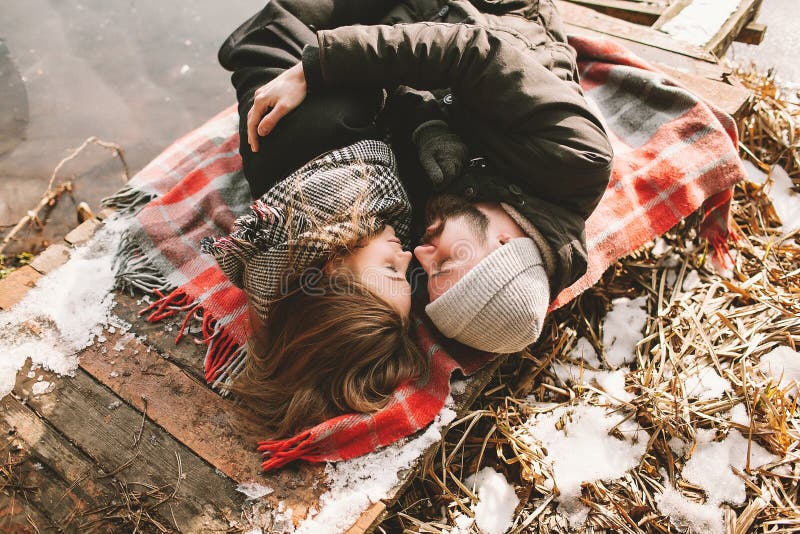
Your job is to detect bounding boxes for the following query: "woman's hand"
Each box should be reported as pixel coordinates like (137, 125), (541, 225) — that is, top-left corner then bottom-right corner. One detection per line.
(247, 62), (308, 153)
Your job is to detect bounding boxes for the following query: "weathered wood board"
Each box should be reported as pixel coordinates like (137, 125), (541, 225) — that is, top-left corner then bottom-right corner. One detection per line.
(557, 1), (753, 118)
(652, 0), (764, 56)
(564, 0), (766, 45)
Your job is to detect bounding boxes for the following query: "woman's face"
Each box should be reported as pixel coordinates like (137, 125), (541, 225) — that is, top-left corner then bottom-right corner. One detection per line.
(337, 225), (413, 317)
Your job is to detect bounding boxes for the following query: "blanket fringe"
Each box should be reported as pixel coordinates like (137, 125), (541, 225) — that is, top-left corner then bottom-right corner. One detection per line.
(137, 286), (247, 394)
(102, 184), (157, 216)
(113, 229), (171, 295)
(257, 431), (320, 471)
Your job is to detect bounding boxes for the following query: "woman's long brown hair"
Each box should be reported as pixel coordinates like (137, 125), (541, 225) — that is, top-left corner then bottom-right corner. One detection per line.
(231, 274), (429, 438)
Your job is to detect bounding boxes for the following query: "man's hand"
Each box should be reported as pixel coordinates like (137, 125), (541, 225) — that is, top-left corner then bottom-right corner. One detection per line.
(247, 62), (308, 153)
(413, 120), (468, 189)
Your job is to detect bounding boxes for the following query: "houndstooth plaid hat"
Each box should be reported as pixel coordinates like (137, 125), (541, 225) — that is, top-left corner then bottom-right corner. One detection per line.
(201, 140), (412, 322)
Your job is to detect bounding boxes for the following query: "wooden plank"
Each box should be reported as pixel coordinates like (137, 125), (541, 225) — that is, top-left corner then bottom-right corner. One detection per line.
(656, 62), (753, 118)
(652, 0), (693, 30)
(28, 243), (71, 275)
(556, 1), (719, 63)
(2, 391), (139, 532)
(562, 0), (766, 46)
(77, 320), (264, 482)
(564, 0), (662, 25)
(346, 502), (387, 534)
(0, 492), (56, 534)
(112, 292), (207, 380)
(13, 366), (242, 532)
(561, 21), (752, 118)
(0, 265), (42, 310)
(705, 0), (763, 56)
(738, 22), (766, 46)
(652, 0), (762, 57)
(63, 218), (101, 246)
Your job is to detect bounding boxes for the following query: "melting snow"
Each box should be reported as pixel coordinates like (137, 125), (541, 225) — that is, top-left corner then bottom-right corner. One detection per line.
(237, 482), (274, 500)
(683, 430), (778, 505)
(0, 218), (126, 399)
(464, 468), (519, 534)
(292, 404), (457, 534)
(522, 404), (648, 526)
(602, 296), (648, 368)
(31, 380), (53, 396)
(569, 337), (601, 368)
(759, 346), (800, 392)
(655, 485), (725, 534)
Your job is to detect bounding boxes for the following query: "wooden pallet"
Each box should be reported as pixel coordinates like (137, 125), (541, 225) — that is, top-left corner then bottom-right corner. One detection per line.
(563, 0), (766, 56)
(557, 1), (754, 118)
(0, 214), (499, 533)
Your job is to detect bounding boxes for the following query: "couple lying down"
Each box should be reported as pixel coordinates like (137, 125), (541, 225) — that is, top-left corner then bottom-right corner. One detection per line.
(202, 0), (613, 439)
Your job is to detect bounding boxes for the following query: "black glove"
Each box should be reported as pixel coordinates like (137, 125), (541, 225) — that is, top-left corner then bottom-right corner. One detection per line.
(412, 120), (468, 190)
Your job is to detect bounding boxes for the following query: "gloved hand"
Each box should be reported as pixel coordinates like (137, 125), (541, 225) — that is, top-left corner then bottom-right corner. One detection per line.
(412, 120), (468, 189)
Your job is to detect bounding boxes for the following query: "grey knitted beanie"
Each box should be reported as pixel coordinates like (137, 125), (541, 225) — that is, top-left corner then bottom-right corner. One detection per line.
(424, 238), (550, 353)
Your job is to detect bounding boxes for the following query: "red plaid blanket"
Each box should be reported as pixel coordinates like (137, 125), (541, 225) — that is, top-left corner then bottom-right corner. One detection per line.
(107, 35), (745, 471)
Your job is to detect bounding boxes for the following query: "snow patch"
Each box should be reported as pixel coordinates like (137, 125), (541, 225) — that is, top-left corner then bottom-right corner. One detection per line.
(522, 404), (648, 526)
(728, 403), (751, 427)
(683, 430), (778, 505)
(759, 346), (800, 392)
(602, 296), (648, 368)
(31, 380), (53, 396)
(765, 165), (800, 234)
(464, 468), (519, 534)
(683, 366), (731, 400)
(552, 363), (633, 403)
(293, 403), (457, 534)
(656, 485), (724, 534)
(237, 482), (274, 500)
(569, 337), (601, 368)
(682, 270), (701, 291)
(0, 218), (126, 400)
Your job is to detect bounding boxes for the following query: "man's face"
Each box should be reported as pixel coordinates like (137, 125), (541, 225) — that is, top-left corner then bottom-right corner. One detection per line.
(413, 195), (496, 301)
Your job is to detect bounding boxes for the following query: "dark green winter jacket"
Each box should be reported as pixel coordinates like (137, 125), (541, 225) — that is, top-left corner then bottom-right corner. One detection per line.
(220, 0), (613, 296)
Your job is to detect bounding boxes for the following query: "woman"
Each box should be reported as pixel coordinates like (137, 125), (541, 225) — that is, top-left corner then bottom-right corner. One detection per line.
(202, 139), (429, 438)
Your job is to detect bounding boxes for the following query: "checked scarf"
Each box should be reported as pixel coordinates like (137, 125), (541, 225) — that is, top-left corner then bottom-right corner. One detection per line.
(106, 35), (746, 470)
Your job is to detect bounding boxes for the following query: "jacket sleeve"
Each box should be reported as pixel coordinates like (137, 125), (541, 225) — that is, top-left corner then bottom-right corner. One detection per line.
(219, 0), (400, 71)
(302, 22), (613, 217)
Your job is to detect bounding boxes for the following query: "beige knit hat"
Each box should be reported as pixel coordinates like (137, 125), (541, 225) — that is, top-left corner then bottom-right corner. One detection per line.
(425, 238), (550, 353)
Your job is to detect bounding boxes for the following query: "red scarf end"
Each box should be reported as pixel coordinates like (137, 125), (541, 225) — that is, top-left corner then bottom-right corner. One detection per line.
(258, 431), (319, 472)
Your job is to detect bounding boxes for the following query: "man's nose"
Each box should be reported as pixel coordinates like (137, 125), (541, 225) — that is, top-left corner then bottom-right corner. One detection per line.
(413, 244), (435, 273)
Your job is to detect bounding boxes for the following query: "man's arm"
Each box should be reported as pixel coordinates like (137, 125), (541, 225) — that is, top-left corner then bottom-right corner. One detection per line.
(302, 22), (613, 216)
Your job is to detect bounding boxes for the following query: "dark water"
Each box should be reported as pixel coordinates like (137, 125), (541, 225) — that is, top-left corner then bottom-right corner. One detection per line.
(0, 0), (257, 255)
(0, 1), (796, 256)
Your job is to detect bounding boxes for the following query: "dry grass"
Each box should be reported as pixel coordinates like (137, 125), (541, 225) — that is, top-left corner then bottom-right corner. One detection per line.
(378, 69), (800, 533)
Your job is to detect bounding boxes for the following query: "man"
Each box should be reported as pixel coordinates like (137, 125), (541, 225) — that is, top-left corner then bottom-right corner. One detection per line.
(219, 0), (613, 353)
